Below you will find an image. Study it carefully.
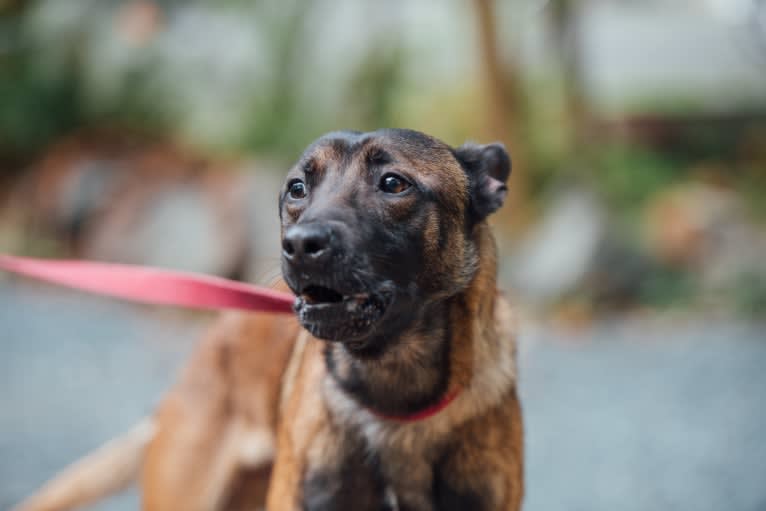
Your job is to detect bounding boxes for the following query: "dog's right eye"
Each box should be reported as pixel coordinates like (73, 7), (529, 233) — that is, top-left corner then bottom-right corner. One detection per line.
(288, 179), (308, 199)
(379, 173), (411, 194)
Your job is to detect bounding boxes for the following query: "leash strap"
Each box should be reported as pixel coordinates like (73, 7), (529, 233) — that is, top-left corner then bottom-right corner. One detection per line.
(1, 254), (460, 422)
(0, 254), (294, 314)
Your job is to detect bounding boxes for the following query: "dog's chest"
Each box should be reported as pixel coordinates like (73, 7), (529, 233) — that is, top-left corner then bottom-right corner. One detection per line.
(305, 385), (452, 510)
(302, 422), (470, 511)
(302, 430), (441, 511)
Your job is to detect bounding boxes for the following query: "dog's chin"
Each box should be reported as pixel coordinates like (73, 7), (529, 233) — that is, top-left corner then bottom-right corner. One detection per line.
(292, 283), (394, 344)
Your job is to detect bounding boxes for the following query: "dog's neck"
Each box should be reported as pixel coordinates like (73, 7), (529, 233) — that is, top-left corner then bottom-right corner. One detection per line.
(324, 223), (498, 418)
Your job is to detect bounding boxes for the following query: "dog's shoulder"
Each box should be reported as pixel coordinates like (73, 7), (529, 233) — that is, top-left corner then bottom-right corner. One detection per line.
(144, 310), (301, 510)
(450, 288), (519, 418)
(172, 311), (300, 404)
(268, 332), (333, 509)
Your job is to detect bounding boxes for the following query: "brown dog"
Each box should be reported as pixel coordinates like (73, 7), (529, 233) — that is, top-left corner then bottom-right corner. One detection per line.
(15, 129), (522, 511)
(144, 130), (523, 511)
(264, 129), (523, 510)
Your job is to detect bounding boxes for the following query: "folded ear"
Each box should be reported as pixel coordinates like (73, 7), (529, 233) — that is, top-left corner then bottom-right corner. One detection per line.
(453, 142), (512, 222)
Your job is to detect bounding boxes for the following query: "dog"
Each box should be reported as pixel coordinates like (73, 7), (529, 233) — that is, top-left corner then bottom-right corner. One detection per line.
(264, 128), (523, 510)
(16, 128), (522, 511)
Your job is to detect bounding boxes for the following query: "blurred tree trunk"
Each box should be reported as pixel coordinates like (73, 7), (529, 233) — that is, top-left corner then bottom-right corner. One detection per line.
(550, 0), (590, 155)
(471, 0), (527, 230)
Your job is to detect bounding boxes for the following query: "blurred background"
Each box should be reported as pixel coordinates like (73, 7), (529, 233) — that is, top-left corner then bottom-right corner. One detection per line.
(1, 0), (765, 510)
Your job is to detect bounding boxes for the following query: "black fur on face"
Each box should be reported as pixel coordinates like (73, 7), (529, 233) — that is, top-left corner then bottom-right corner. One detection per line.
(279, 128), (511, 352)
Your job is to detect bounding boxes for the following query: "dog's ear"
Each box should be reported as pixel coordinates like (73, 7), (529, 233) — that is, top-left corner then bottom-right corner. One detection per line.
(453, 142), (512, 222)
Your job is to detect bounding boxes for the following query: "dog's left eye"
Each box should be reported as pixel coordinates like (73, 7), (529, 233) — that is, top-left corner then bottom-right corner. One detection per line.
(379, 173), (411, 194)
(288, 179), (308, 199)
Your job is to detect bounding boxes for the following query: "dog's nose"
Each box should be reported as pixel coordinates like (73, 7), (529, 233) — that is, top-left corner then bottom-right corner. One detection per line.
(282, 223), (333, 264)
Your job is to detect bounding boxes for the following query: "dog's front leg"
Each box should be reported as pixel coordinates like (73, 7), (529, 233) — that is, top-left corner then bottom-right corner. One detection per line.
(380, 451), (434, 511)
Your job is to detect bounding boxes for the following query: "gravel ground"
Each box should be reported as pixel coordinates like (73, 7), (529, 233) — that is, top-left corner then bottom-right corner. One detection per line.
(1, 279), (765, 511)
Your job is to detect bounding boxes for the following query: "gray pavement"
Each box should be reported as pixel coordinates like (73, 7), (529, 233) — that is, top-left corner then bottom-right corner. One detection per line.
(0, 280), (205, 511)
(1, 279), (765, 510)
(521, 319), (766, 511)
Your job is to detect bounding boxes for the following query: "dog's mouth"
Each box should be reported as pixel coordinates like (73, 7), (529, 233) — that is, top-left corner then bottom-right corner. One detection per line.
(293, 283), (393, 342)
(301, 285), (344, 305)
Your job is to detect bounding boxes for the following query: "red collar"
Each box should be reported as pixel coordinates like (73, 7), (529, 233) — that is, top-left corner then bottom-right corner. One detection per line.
(369, 389), (460, 423)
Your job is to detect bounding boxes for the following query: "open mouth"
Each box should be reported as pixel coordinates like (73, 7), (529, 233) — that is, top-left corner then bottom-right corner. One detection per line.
(301, 285), (344, 305)
(293, 283), (392, 341)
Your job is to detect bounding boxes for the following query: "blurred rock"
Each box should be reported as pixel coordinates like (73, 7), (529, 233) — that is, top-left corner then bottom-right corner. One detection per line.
(4, 133), (140, 253)
(584, 236), (655, 309)
(644, 182), (733, 267)
(81, 171), (250, 279)
(644, 181), (766, 298)
(509, 189), (606, 304)
(4, 132), (280, 281)
(509, 188), (658, 310)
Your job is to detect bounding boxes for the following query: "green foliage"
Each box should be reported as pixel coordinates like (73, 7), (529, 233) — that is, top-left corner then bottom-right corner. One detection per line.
(0, 55), (80, 161)
(237, 1), (314, 157)
(637, 264), (696, 309)
(0, 5), (172, 166)
(343, 44), (407, 132)
(736, 157), (766, 224)
(521, 76), (573, 201)
(0, 11), (83, 165)
(592, 144), (683, 224)
(733, 272), (766, 318)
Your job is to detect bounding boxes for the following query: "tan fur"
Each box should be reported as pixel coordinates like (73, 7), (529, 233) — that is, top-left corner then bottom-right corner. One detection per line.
(143, 300), (299, 511)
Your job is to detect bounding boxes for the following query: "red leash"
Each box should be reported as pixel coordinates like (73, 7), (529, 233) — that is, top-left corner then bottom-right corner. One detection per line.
(0, 254), (294, 314)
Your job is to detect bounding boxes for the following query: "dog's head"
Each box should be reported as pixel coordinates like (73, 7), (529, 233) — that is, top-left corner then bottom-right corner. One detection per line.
(280, 129), (510, 351)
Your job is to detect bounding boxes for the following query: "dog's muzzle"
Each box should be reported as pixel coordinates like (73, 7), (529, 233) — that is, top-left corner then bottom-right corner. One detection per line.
(281, 222), (393, 342)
